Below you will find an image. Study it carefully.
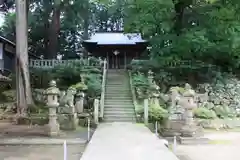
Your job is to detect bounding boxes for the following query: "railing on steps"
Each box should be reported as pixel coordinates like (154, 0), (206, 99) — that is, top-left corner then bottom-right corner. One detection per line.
(29, 57), (102, 68)
(100, 59), (107, 119)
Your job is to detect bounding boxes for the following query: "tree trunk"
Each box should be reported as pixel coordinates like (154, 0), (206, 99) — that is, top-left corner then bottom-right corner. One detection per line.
(83, 0), (90, 57)
(47, 2), (61, 59)
(16, 0), (34, 117)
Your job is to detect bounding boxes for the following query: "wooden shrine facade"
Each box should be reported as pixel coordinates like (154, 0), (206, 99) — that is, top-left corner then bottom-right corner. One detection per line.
(82, 32), (148, 69)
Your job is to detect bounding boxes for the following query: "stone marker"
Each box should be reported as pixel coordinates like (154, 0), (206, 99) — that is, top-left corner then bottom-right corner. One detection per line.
(144, 98), (149, 125)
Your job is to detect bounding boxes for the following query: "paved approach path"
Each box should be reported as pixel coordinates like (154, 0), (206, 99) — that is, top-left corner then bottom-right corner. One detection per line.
(80, 122), (179, 160)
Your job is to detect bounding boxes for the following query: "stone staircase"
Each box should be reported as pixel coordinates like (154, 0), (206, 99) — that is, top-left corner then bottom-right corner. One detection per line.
(103, 69), (136, 122)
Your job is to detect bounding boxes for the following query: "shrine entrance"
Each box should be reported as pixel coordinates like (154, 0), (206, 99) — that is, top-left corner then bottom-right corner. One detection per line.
(108, 51), (124, 69)
(82, 32), (148, 69)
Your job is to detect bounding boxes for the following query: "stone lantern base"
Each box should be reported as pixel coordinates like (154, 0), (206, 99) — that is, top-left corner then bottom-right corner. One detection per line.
(180, 124), (204, 137)
(45, 123), (60, 137)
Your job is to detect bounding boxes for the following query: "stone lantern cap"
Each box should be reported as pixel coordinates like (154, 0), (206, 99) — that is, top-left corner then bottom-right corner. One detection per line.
(45, 80), (60, 95)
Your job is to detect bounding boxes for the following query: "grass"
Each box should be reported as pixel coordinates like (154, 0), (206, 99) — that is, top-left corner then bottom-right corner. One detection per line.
(208, 139), (232, 144)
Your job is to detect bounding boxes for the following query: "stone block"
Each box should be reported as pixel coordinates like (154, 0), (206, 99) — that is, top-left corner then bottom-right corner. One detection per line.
(58, 114), (78, 130)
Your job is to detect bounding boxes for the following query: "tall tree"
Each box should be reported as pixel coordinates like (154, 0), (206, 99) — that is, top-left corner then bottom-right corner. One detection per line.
(47, 0), (61, 59)
(16, 0), (33, 117)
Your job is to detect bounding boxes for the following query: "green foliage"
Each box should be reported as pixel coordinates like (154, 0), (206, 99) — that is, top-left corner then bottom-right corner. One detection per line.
(137, 104), (168, 123)
(1, 0), (125, 58)
(132, 72), (150, 99)
(125, 0), (240, 78)
(194, 107), (217, 119)
(148, 104), (168, 123)
(213, 105), (237, 119)
(85, 74), (102, 98)
(2, 90), (16, 102)
(71, 73), (102, 98)
(50, 65), (82, 88)
(71, 82), (88, 91)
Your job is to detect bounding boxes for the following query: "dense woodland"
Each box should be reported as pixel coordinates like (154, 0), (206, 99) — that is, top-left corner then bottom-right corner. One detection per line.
(0, 0), (239, 70)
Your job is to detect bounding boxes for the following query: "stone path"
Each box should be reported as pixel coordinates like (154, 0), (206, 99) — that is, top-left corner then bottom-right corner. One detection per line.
(177, 132), (240, 160)
(80, 122), (179, 160)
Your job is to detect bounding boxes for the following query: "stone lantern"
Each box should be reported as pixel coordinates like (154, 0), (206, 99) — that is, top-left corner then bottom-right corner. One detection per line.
(150, 81), (161, 107)
(180, 83), (200, 137)
(45, 80), (60, 136)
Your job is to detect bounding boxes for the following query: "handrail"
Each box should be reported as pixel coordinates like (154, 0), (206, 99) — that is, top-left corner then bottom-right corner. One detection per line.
(100, 59), (107, 118)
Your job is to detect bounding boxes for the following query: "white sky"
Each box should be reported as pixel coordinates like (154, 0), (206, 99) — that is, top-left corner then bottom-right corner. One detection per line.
(0, 13), (4, 27)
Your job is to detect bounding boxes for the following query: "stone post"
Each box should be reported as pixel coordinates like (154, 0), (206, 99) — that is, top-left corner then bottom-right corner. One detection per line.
(45, 80), (60, 136)
(68, 87), (78, 130)
(144, 98), (149, 125)
(75, 91), (85, 113)
(94, 99), (99, 124)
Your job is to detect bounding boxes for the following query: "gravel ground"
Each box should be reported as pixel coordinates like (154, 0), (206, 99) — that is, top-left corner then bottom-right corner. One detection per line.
(0, 144), (85, 160)
(177, 144), (240, 160)
(176, 132), (240, 160)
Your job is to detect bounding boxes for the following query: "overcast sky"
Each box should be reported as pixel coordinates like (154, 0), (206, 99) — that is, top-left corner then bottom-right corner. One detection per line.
(0, 13), (4, 27)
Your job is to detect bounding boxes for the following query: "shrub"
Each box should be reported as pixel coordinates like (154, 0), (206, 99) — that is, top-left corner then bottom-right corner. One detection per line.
(213, 105), (236, 118)
(30, 62), (102, 89)
(2, 90), (16, 102)
(194, 107), (217, 119)
(137, 104), (168, 123)
(132, 73), (150, 99)
(71, 82), (88, 91)
(85, 74), (102, 98)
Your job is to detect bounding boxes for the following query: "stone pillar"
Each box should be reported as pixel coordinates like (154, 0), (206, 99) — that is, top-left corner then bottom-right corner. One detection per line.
(45, 80), (60, 137)
(94, 99), (99, 124)
(68, 87), (78, 130)
(75, 91), (85, 113)
(144, 98), (149, 125)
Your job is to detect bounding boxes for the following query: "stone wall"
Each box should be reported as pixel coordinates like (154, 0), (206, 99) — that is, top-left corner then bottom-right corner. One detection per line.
(196, 118), (240, 129)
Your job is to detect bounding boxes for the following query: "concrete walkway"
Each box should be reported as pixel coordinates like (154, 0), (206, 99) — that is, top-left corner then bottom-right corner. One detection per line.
(80, 122), (179, 160)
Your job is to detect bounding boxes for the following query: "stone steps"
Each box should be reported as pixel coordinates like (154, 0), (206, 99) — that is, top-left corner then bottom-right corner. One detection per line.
(104, 107), (135, 111)
(105, 95), (132, 98)
(104, 97), (132, 100)
(105, 99), (133, 103)
(104, 116), (136, 122)
(103, 69), (135, 123)
(104, 110), (135, 115)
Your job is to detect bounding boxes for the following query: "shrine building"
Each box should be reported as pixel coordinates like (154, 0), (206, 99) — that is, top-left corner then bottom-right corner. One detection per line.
(82, 32), (148, 69)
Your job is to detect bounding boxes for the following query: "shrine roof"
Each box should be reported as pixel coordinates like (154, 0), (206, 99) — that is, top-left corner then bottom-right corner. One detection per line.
(83, 32), (147, 45)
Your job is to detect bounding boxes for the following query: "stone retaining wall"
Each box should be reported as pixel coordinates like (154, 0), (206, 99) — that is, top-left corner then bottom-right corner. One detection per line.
(196, 118), (240, 129)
